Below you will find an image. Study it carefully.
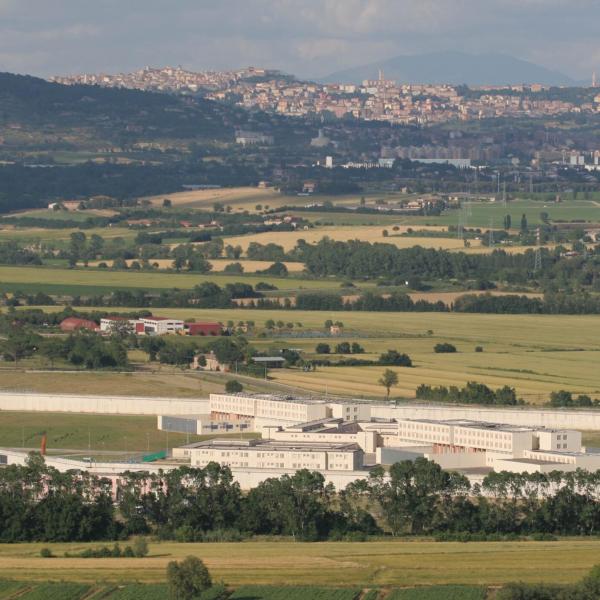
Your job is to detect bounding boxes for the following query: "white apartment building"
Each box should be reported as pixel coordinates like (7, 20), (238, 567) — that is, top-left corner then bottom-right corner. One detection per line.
(138, 317), (184, 335)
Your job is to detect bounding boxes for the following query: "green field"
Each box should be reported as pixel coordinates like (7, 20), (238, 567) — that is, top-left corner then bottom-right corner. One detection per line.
(386, 587), (486, 600)
(408, 199), (600, 228)
(0, 540), (598, 587)
(0, 411), (205, 455)
(0, 265), (341, 293)
(17, 582), (90, 600)
(17, 306), (600, 402)
(0, 226), (136, 246)
(229, 586), (360, 599)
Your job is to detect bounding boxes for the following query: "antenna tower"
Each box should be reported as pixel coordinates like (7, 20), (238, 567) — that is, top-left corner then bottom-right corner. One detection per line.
(457, 205), (465, 240)
(534, 227), (542, 272)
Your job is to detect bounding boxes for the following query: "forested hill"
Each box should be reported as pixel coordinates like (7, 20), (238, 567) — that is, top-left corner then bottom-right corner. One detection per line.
(0, 72), (306, 213)
(0, 71), (256, 147)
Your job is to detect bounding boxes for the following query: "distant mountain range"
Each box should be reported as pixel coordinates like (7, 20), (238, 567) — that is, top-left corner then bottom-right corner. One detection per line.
(322, 51), (576, 86)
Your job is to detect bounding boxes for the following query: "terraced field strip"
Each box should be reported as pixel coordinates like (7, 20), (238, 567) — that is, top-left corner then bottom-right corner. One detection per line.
(0, 580), (28, 599)
(103, 583), (169, 599)
(0, 540), (599, 586)
(230, 586), (361, 599)
(17, 582), (90, 600)
(0, 265), (340, 292)
(223, 226), (481, 253)
(386, 586), (486, 599)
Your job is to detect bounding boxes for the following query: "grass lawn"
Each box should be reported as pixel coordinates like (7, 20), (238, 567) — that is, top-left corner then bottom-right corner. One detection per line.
(0, 540), (599, 587)
(0, 411), (213, 454)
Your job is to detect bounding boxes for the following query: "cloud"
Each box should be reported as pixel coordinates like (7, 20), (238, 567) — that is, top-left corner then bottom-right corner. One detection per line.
(0, 0), (597, 79)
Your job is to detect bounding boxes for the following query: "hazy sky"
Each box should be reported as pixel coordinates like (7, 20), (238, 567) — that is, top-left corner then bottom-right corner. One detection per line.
(0, 0), (598, 79)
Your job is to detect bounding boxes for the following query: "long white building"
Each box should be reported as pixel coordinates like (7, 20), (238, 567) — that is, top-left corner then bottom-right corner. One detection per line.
(208, 393), (371, 431)
(385, 418), (595, 474)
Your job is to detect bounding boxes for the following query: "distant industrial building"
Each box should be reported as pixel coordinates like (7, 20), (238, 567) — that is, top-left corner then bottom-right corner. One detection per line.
(235, 130), (274, 146)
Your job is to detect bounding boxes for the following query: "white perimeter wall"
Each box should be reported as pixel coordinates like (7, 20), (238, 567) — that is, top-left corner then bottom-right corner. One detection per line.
(0, 392), (208, 415)
(4, 392), (600, 431)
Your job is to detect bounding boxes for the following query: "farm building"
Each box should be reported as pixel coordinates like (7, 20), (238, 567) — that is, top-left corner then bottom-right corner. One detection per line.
(185, 322), (222, 336)
(251, 356), (286, 368)
(138, 316), (184, 335)
(59, 317), (98, 332)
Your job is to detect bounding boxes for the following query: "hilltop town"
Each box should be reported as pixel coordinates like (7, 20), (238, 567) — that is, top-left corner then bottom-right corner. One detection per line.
(53, 65), (600, 125)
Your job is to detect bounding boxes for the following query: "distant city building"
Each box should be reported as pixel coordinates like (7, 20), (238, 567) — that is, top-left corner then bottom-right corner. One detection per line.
(235, 130), (274, 146)
(310, 129), (330, 148)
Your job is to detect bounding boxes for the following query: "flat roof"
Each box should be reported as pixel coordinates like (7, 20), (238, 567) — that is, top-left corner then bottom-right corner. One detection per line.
(403, 418), (535, 433)
(190, 439), (361, 452)
(211, 392), (367, 406)
(496, 457), (561, 466)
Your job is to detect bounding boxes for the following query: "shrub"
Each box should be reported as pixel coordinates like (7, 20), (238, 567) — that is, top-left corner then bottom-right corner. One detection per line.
(133, 536), (149, 557)
(40, 547), (53, 558)
(379, 349), (412, 367)
(315, 343), (331, 354)
(225, 380), (243, 393)
(434, 343), (457, 353)
(167, 556), (212, 600)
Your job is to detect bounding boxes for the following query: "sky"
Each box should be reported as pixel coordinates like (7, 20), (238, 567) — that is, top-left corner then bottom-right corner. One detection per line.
(0, 0), (598, 80)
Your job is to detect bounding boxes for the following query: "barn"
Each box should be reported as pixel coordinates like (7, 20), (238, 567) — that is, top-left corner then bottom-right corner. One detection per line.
(185, 322), (222, 336)
(59, 317), (98, 332)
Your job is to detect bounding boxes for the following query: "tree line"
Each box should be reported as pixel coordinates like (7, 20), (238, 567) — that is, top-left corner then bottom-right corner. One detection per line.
(296, 238), (600, 291)
(416, 382), (521, 406)
(4, 455), (600, 543)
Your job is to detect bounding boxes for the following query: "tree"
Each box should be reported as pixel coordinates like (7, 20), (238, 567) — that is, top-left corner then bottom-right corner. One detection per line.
(167, 556), (212, 600)
(140, 336), (166, 361)
(379, 349), (412, 367)
(520, 213), (528, 233)
(1, 329), (42, 365)
(162, 198), (172, 208)
(550, 390), (573, 407)
(315, 343), (330, 354)
(503, 214), (512, 230)
(351, 342), (364, 354)
(335, 342), (351, 354)
(378, 369), (398, 400)
(225, 380), (243, 393)
(132, 536), (149, 557)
